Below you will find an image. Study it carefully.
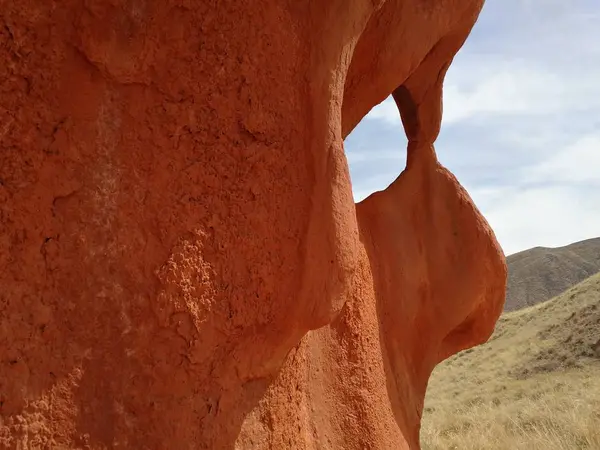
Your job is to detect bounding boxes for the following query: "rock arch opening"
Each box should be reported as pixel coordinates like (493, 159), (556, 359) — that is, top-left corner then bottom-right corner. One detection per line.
(344, 95), (408, 203)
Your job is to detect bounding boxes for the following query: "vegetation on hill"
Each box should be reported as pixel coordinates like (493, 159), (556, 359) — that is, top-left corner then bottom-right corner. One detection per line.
(505, 237), (600, 311)
(421, 272), (600, 450)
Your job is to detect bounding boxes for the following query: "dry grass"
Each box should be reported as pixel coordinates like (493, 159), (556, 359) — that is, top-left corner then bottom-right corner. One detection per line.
(421, 272), (600, 449)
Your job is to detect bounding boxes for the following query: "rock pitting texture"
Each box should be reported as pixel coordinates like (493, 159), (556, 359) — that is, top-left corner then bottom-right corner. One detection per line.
(0, 1), (506, 449)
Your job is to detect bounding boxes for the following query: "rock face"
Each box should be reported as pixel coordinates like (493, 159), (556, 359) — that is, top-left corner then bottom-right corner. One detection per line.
(0, 1), (506, 449)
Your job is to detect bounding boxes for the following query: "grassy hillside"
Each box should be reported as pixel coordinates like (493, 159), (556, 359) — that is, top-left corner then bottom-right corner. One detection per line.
(505, 237), (600, 311)
(421, 272), (600, 450)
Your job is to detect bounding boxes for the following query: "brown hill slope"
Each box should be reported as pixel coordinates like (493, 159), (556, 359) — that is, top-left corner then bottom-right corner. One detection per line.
(505, 237), (600, 312)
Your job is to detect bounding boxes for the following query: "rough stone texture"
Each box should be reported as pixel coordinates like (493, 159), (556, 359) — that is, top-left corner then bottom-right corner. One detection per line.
(0, 1), (506, 449)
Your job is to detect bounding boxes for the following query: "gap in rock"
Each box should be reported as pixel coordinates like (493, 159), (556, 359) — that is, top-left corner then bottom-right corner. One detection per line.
(344, 95), (408, 203)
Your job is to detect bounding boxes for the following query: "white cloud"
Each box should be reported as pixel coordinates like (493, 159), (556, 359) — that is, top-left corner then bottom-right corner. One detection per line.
(364, 63), (600, 128)
(345, 148), (405, 165)
(443, 65), (563, 124)
(363, 97), (399, 126)
(462, 129), (600, 255)
(529, 134), (600, 185)
(477, 130), (600, 255)
(479, 185), (600, 256)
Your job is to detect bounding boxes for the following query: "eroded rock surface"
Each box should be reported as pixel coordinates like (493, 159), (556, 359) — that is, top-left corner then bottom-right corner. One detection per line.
(0, 1), (506, 449)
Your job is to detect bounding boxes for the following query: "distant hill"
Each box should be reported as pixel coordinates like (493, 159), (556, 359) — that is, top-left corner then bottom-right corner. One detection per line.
(505, 237), (600, 312)
(422, 272), (600, 449)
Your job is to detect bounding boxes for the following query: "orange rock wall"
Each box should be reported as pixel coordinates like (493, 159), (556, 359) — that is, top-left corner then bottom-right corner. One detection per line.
(0, 1), (506, 449)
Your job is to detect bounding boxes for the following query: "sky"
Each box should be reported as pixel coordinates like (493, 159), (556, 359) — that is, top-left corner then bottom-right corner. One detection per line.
(344, 0), (600, 256)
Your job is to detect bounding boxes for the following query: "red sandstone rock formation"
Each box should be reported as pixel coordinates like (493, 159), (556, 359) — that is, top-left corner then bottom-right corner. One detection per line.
(0, 1), (506, 449)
